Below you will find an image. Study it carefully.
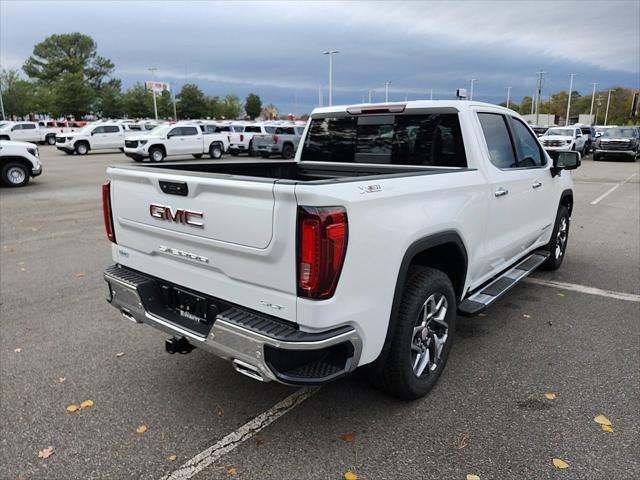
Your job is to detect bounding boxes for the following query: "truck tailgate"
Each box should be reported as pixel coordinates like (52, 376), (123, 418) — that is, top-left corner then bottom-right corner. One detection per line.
(107, 166), (298, 321)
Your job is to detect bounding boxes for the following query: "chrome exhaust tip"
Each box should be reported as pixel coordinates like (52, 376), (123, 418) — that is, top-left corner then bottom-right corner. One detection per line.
(232, 359), (265, 382)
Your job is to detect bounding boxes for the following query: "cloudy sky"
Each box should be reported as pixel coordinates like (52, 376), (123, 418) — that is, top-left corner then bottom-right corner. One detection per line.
(1, 0), (639, 114)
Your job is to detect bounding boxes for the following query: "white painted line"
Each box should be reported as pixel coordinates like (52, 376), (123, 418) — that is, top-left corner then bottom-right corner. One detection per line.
(161, 386), (321, 480)
(590, 173), (638, 205)
(524, 277), (640, 303)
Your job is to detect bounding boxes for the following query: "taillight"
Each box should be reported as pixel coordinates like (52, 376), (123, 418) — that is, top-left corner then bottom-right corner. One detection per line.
(272, 135), (279, 144)
(297, 206), (348, 299)
(102, 181), (116, 243)
(240, 134), (244, 142)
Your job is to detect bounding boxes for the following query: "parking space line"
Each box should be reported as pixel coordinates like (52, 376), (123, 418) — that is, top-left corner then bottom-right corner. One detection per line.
(590, 173), (638, 205)
(525, 277), (640, 302)
(161, 387), (321, 480)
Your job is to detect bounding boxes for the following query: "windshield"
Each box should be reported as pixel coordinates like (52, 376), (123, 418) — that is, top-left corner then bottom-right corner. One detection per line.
(144, 125), (172, 137)
(77, 125), (96, 135)
(301, 112), (467, 167)
(546, 129), (573, 137)
(602, 128), (636, 138)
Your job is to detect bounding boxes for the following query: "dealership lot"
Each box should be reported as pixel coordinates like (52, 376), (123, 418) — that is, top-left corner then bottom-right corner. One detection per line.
(1, 148), (638, 479)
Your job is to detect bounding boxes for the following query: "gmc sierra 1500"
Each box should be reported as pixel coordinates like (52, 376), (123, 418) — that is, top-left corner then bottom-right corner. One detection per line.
(103, 101), (580, 399)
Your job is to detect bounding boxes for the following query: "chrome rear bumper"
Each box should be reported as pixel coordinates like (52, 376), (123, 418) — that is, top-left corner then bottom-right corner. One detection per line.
(104, 264), (362, 384)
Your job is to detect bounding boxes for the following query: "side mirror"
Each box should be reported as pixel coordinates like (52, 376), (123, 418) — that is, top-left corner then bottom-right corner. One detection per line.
(91, 130), (97, 135)
(549, 150), (580, 176)
(595, 132), (602, 138)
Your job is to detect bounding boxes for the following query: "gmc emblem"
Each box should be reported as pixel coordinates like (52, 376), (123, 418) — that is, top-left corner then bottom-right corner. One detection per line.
(149, 204), (204, 227)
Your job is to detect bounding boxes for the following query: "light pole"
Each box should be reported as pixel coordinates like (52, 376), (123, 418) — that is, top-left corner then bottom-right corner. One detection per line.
(604, 89), (613, 126)
(430, 88), (433, 100)
(322, 50), (339, 106)
(148, 67), (158, 120)
(589, 82), (598, 124)
(384, 81), (391, 102)
(506, 86), (512, 108)
(565, 73), (576, 126)
(318, 85), (323, 107)
(534, 70), (546, 126)
(469, 78), (477, 101)
(368, 90), (372, 103)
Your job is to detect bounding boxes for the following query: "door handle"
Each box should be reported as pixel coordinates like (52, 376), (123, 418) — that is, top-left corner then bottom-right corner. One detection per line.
(494, 187), (509, 197)
(532, 180), (543, 189)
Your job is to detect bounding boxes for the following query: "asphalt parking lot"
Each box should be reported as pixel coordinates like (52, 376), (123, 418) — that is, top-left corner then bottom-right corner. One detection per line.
(1, 147), (638, 480)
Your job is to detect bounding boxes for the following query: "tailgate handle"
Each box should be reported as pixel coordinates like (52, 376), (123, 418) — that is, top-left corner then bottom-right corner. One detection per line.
(159, 180), (188, 196)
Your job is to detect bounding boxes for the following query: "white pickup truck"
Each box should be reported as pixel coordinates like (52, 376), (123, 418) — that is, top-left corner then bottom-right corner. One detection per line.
(102, 101), (579, 399)
(123, 124), (229, 162)
(228, 124), (277, 156)
(56, 123), (126, 155)
(0, 121), (58, 146)
(0, 140), (42, 187)
(540, 126), (587, 155)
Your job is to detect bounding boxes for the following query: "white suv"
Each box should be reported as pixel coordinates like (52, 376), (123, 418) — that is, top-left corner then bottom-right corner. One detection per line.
(56, 123), (125, 155)
(540, 127), (587, 154)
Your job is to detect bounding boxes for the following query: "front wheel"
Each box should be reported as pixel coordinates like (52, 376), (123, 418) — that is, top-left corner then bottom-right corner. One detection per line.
(1, 162), (30, 187)
(149, 147), (165, 163)
(369, 268), (456, 400)
(75, 142), (89, 155)
(209, 143), (223, 159)
(46, 135), (56, 145)
(541, 205), (570, 271)
(282, 143), (294, 159)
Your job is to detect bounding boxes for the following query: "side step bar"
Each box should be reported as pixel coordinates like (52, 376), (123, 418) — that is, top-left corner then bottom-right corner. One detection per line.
(458, 251), (550, 317)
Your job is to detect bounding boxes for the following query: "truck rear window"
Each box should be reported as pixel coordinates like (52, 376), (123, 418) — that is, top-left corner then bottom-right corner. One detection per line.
(301, 113), (467, 166)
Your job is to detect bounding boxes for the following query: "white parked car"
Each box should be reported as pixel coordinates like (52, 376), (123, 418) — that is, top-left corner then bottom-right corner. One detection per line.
(56, 123), (126, 155)
(103, 100), (580, 399)
(540, 127), (587, 154)
(123, 124), (229, 162)
(228, 124), (278, 156)
(0, 140), (42, 187)
(0, 121), (58, 145)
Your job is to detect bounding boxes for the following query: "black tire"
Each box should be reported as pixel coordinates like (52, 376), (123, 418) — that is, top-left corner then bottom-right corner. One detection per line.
(75, 142), (89, 155)
(64, 150), (73, 155)
(248, 140), (256, 157)
(46, 135), (56, 145)
(541, 205), (570, 271)
(1, 162), (30, 187)
(209, 143), (223, 159)
(133, 156), (144, 163)
(369, 267), (456, 400)
(0, 135), (10, 141)
(192, 153), (203, 159)
(593, 154), (601, 161)
(119, 147), (125, 153)
(260, 152), (270, 159)
(229, 149), (239, 156)
(149, 146), (165, 163)
(282, 143), (294, 159)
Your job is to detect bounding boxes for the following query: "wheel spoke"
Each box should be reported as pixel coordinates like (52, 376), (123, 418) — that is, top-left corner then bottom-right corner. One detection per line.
(416, 347), (431, 376)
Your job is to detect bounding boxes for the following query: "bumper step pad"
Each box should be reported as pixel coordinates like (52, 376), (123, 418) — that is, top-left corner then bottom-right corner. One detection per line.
(458, 251), (549, 316)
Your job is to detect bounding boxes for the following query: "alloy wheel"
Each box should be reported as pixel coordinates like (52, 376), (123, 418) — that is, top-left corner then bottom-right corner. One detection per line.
(411, 293), (449, 377)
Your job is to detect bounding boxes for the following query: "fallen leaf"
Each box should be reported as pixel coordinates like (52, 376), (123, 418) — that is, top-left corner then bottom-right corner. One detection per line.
(523, 314), (531, 319)
(478, 313), (487, 317)
(80, 399), (94, 409)
(456, 433), (468, 449)
(601, 424), (614, 433)
(66, 404), (80, 413)
(467, 475), (480, 480)
(58, 377), (66, 383)
(340, 432), (355, 443)
(255, 437), (265, 446)
(344, 472), (358, 480)
(216, 404), (224, 417)
(227, 467), (237, 477)
(594, 415), (612, 426)
(168, 454), (177, 461)
(14, 348), (21, 353)
(544, 393), (557, 400)
(552, 458), (569, 469)
(116, 352), (125, 358)
(557, 293), (565, 297)
(75, 272), (86, 278)
(38, 447), (54, 459)
(136, 425), (147, 434)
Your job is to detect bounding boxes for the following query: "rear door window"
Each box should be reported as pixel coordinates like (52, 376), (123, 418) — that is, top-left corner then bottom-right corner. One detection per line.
(477, 113), (517, 169)
(22, 123), (37, 130)
(301, 112), (467, 166)
(182, 127), (198, 136)
(104, 126), (120, 133)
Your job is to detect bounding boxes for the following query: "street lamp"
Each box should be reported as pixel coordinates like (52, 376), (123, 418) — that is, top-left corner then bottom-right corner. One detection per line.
(148, 67), (158, 120)
(322, 50), (339, 106)
(384, 81), (391, 102)
(565, 73), (576, 126)
(589, 82), (598, 125)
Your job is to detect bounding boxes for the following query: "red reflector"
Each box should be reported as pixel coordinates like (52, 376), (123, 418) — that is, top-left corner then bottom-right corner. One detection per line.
(102, 182), (116, 243)
(297, 206), (348, 299)
(240, 134), (244, 142)
(272, 135), (279, 144)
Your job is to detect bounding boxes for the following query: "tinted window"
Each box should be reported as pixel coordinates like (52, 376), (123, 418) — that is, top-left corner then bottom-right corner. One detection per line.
(231, 125), (245, 132)
(511, 118), (544, 167)
(295, 127), (305, 135)
(245, 126), (261, 133)
(478, 113), (517, 169)
(168, 127), (182, 137)
(301, 113), (467, 167)
(265, 127), (276, 134)
(23, 123), (36, 130)
(92, 126), (105, 134)
(104, 125), (120, 133)
(11, 124), (23, 130)
(275, 127), (295, 135)
(182, 126), (198, 136)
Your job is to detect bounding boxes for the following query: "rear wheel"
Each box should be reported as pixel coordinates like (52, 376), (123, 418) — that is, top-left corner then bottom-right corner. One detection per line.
(260, 152), (270, 159)
(46, 135), (56, 145)
(248, 140), (256, 157)
(282, 143), (294, 159)
(75, 142), (89, 155)
(149, 147), (165, 162)
(541, 205), (570, 271)
(229, 149), (239, 156)
(1, 162), (30, 187)
(209, 143), (223, 159)
(369, 268), (456, 400)
(192, 153), (203, 159)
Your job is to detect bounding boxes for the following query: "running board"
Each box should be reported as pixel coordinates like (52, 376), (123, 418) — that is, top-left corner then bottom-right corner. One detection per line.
(458, 251), (550, 317)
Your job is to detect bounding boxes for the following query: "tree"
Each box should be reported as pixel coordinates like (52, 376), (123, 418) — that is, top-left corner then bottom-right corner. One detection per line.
(177, 84), (206, 119)
(122, 83), (153, 118)
(95, 79), (124, 118)
(0, 69), (37, 118)
(156, 89), (174, 119)
(519, 96), (533, 115)
(244, 93), (262, 119)
(205, 95), (223, 119)
(51, 72), (95, 118)
(219, 95), (242, 119)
